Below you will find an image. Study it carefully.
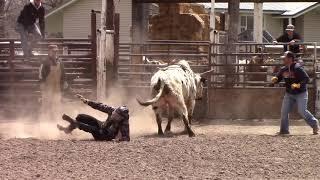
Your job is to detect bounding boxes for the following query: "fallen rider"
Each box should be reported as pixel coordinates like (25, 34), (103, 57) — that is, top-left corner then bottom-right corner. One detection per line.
(57, 94), (130, 141)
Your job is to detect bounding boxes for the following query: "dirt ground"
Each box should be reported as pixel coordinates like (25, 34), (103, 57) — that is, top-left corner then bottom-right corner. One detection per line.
(0, 119), (320, 180)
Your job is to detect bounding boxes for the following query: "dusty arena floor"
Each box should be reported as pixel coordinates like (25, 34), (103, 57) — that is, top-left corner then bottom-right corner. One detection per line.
(0, 119), (320, 180)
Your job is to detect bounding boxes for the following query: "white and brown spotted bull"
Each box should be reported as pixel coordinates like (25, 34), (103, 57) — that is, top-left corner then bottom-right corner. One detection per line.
(137, 60), (212, 137)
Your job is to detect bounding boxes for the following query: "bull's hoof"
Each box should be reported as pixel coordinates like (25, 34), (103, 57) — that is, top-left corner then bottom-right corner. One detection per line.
(181, 129), (189, 135)
(164, 127), (172, 133)
(158, 131), (164, 136)
(188, 132), (196, 137)
(164, 130), (174, 136)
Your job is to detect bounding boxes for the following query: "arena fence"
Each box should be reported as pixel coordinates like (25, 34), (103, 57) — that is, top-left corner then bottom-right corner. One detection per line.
(0, 38), (96, 118)
(117, 41), (319, 119)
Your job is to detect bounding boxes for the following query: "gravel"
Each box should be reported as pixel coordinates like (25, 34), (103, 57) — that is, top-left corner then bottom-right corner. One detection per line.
(0, 122), (320, 180)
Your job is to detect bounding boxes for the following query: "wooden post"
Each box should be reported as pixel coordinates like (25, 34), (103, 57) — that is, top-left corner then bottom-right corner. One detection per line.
(0, 0), (5, 38)
(225, 0), (239, 87)
(96, 0), (115, 101)
(254, 3), (263, 43)
(9, 40), (15, 107)
(313, 43), (320, 117)
(288, 18), (292, 25)
(114, 13), (120, 81)
(208, 0), (215, 116)
(91, 10), (97, 92)
(131, 2), (149, 81)
(210, 0), (215, 43)
(106, 0), (115, 30)
(91, 10), (97, 56)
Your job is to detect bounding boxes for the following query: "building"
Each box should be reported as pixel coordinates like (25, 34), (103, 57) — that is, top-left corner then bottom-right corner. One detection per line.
(201, 2), (320, 43)
(45, 0), (132, 43)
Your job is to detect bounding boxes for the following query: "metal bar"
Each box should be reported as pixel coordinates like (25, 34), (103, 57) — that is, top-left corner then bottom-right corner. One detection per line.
(147, 40), (210, 43)
(133, 0), (319, 3)
(120, 42), (210, 46)
(313, 42), (318, 115)
(119, 53), (209, 57)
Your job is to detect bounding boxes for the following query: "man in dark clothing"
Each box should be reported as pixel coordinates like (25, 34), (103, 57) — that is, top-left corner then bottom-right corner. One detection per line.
(15, 0), (45, 58)
(273, 24), (302, 55)
(271, 51), (319, 135)
(57, 94), (130, 141)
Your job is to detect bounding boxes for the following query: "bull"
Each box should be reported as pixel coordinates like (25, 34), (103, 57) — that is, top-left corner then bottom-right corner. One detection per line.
(137, 60), (212, 137)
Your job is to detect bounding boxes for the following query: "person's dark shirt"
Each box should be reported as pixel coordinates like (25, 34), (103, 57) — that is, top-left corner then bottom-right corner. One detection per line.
(275, 63), (309, 94)
(276, 32), (301, 54)
(17, 3), (45, 37)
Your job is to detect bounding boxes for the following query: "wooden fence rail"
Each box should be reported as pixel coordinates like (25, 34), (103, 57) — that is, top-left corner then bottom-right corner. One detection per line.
(0, 39), (96, 118)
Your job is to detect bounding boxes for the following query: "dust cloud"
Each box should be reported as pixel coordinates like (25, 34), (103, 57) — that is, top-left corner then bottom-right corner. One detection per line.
(0, 85), (157, 140)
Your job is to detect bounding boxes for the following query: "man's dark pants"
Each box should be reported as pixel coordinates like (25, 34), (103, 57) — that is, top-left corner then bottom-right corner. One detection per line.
(15, 23), (42, 57)
(76, 114), (113, 141)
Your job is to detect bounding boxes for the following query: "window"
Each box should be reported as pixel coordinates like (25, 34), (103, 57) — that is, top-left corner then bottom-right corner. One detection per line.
(240, 15), (254, 32)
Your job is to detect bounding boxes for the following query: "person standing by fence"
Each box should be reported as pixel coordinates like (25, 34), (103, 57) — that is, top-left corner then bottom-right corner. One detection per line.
(15, 0), (45, 59)
(273, 24), (302, 55)
(39, 45), (68, 120)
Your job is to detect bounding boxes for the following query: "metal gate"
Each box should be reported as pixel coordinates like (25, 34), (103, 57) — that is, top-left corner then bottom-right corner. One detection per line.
(117, 40), (319, 119)
(208, 42), (318, 119)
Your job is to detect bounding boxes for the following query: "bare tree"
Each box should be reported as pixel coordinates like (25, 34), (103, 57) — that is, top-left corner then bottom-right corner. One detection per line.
(43, 0), (65, 9)
(225, 0), (240, 87)
(0, 0), (6, 38)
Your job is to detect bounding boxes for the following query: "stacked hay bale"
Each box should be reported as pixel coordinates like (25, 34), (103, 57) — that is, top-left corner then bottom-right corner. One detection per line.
(149, 3), (209, 41)
(148, 3), (222, 64)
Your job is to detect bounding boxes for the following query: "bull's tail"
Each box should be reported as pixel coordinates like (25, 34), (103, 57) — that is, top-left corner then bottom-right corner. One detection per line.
(137, 79), (165, 107)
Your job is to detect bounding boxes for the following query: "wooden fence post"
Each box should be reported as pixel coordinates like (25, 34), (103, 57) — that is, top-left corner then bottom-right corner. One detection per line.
(91, 10), (98, 99)
(96, 0), (115, 101)
(9, 40), (15, 107)
(114, 13), (120, 81)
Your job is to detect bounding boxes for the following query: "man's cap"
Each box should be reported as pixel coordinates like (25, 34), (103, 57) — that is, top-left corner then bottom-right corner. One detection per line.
(286, 24), (295, 31)
(48, 44), (58, 51)
(281, 51), (295, 60)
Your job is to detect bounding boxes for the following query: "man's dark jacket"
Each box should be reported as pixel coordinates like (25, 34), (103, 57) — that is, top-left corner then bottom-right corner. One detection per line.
(276, 32), (301, 54)
(275, 63), (309, 95)
(17, 3), (45, 36)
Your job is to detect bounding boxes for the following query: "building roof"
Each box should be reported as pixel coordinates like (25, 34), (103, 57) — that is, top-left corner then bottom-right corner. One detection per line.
(200, 2), (319, 17)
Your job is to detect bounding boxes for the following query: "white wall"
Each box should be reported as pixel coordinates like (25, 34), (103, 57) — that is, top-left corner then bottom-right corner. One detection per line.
(303, 7), (320, 43)
(115, 0), (132, 43)
(61, 0), (131, 42)
(63, 0), (102, 38)
(264, 14), (283, 39)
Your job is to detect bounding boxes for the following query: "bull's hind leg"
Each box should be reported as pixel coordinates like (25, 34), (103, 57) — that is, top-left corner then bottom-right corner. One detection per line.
(153, 106), (164, 136)
(165, 106), (174, 134)
(174, 101), (195, 137)
(187, 100), (196, 125)
(182, 115), (195, 137)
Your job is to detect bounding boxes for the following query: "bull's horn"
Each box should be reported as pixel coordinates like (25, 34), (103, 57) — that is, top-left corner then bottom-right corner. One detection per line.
(200, 69), (214, 76)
